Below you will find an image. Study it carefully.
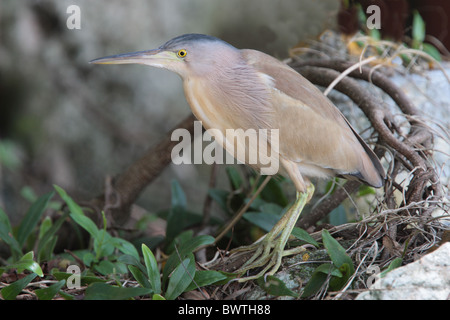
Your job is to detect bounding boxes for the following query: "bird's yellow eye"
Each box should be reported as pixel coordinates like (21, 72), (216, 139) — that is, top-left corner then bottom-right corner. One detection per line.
(177, 49), (187, 58)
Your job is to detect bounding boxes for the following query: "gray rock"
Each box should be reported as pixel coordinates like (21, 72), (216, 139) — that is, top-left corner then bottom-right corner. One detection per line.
(356, 242), (450, 300)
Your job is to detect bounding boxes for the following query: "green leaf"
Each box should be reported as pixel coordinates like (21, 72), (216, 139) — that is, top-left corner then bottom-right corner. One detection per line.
(291, 227), (319, 247)
(329, 263), (352, 291)
(321, 229), (355, 290)
(162, 235), (214, 287)
(260, 178), (289, 207)
(170, 179), (187, 208)
(1, 272), (37, 300)
(301, 264), (329, 298)
(301, 263), (342, 298)
(0, 207), (22, 260)
(380, 257), (403, 278)
(9, 251), (44, 277)
(422, 43), (442, 61)
(322, 229), (354, 272)
(226, 166), (243, 190)
(117, 254), (147, 275)
(166, 230), (193, 254)
(37, 211), (69, 262)
(128, 265), (152, 289)
(357, 185), (376, 197)
(142, 244), (161, 294)
(38, 216), (52, 240)
(94, 260), (116, 276)
(243, 212), (279, 232)
(369, 28), (381, 41)
(111, 237), (139, 260)
(412, 10), (426, 43)
(184, 270), (228, 292)
(84, 282), (152, 300)
(329, 204), (348, 226)
(35, 280), (65, 300)
(166, 207), (202, 244)
(165, 255), (196, 300)
(54, 185), (99, 238)
(260, 203), (284, 216)
(16, 191), (54, 246)
(152, 293), (165, 300)
(257, 275), (299, 297)
(93, 229), (114, 259)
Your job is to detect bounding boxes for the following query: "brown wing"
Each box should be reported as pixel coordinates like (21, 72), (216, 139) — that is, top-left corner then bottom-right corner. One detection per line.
(241, 49), (385, 187)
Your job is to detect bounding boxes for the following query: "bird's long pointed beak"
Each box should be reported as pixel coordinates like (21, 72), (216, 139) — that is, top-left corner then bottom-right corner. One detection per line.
(90, 49), (177, 68)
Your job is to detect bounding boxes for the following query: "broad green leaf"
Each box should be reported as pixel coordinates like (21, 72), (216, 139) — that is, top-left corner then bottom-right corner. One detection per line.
(422, 43), (442, 61)
(128, 265), (152, 289)
(9, 251), (43, 277)
(322, 229), (355, 290)
(0, 207), (22, 260)
(54, 185), (99, 238)
(412, 10), (426, 43)
(16, 191), (54, 246)
(111, 237), (139, 260)
(243, 212), (279, 232)
(165, 255), (196, 300)
(84, 282), (152, 300)
(152, 293), (165, 300)
(35, 280), (65, 300)
(257, 275), (299, 298)
(117, 254), (147, 275)
(185, 270), (228, 292)
(93, 229), (114, 259)
(142, 244), (161, 294)
(301, 266), (329, 298)
(322, 229), (354, 273)
(94, 260), (116, 276)
(314, 262), (343, 277)
(329, 204), (348, 226)
(166, 230), (194, 255)
(301, 263), (342, 298)
(329, 263), (352, 291)
(163, 235), (214, 286)
(1, 272), (37, 300)
(291, 227), (319, 247)
(166, 207), (202, 243)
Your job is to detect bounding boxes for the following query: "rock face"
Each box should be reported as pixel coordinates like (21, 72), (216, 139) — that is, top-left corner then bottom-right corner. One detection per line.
(357, 243), (450, 300)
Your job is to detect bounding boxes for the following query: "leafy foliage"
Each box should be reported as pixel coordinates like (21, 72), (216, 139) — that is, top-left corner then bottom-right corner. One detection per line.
(0, 184), (231, 300)
(0, 168), (383, 300)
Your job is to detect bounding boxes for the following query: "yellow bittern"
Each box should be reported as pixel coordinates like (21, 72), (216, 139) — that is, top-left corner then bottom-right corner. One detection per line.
(91, 34), (385, 281)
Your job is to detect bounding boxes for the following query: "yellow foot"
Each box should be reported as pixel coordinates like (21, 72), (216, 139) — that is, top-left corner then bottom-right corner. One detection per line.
(232, 238), (307, 282)
(231, 184), (315, 282)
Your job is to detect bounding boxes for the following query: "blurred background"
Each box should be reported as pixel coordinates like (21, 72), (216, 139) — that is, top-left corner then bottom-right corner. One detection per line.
(0, 0), (340, 224)
(1, 0), (449, 225)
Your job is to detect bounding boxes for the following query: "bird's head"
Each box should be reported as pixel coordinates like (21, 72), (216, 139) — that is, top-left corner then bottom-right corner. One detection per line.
(90, 33), (240, 78)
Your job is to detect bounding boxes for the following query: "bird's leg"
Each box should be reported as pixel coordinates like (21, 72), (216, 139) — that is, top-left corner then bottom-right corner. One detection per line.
(231, 184), (314, 282)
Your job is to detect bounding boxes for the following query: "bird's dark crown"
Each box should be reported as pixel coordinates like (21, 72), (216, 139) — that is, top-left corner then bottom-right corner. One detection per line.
(161, 33), (228, 50)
